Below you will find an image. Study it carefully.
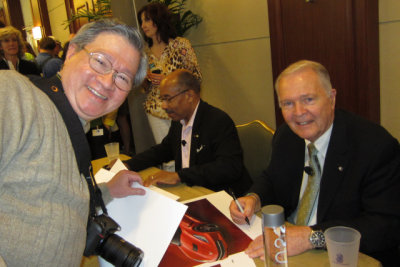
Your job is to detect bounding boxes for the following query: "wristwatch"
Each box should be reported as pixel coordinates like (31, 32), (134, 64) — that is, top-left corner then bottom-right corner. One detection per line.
(309, 230), (326, 249)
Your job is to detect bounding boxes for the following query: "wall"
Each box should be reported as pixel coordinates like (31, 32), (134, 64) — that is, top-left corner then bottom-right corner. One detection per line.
(185, 0), (276, 128)
(379, 0), (400, 140)
(46, 0), (70, 44)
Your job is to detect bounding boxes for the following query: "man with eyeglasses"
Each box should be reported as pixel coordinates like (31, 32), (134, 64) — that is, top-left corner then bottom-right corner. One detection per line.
(229, 60), (400, 266)
(0, 19), (148, 266)
(125, 69), (252, 195)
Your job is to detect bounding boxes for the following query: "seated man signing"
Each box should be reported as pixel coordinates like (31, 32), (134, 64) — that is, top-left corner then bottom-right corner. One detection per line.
(125, 69), (252, 195)
(229, 60), (400, 266)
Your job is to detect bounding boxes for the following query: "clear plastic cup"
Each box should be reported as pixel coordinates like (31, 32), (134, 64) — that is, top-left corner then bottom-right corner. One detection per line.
(104, 142), (120, 163)
(325, 226), (361, 267)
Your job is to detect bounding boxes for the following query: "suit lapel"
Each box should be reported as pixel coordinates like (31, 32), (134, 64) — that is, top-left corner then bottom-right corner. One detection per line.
(287, 132), (308, 211)
(317, 112), (351, 222)
(172, 121), (183, 170)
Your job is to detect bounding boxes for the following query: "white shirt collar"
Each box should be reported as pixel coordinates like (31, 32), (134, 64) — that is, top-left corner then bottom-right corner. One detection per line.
(305, 123), (333, 158)
(180, 101), (200, 128)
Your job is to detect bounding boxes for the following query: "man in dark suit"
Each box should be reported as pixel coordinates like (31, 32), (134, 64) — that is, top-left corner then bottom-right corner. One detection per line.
(230, 60), (400, 266)
(125, 69), (252, 195)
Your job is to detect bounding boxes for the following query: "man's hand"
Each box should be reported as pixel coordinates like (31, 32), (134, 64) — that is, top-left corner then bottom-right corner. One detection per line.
(245, 234), (265, 260)
(229, 195), (259, 225)
(143, 170), (181, 187)
(244, 225), (313, 260)
(147, 72), (165, 85)
(106, 170), (146, 198)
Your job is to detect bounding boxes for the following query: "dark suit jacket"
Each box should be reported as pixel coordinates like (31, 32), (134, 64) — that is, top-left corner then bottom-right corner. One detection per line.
(126, 100), (252, 195)
(0, 58), (41, 76)
(251, 110), (400, 261)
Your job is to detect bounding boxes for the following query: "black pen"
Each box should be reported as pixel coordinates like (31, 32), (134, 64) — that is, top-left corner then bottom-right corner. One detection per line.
(229, 188), (250, 225)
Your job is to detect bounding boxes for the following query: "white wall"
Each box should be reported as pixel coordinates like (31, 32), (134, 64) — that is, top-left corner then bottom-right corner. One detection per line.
(379, 0), (400, 140)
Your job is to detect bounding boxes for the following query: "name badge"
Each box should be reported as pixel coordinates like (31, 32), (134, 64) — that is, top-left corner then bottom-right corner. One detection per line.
(92, 128), (104, 137)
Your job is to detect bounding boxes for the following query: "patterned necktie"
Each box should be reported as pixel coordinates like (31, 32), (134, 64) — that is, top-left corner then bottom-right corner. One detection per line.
(296, 143), (322, 226)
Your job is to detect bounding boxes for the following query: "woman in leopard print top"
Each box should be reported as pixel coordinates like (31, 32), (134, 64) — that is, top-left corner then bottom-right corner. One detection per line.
(138, 2), (202, 144)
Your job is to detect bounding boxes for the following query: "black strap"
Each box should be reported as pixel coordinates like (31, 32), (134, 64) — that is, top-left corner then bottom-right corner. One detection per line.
(31, 75), (107, 216)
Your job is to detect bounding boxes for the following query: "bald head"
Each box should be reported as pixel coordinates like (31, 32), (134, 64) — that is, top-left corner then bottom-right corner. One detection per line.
(159, 69), (201, 123)
(161, 69), (201, 95)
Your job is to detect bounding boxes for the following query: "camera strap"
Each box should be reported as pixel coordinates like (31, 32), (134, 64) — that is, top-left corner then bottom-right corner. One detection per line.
(31, 74), (108, 217)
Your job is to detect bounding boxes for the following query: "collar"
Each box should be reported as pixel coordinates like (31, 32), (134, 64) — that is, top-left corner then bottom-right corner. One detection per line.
(180, 101), (200, 128)
(305, 123), (333, 158)
(3, 57), (18, 70)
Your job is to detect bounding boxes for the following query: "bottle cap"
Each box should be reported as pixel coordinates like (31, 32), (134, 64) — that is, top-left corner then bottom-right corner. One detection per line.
(262, 205), (284, 227)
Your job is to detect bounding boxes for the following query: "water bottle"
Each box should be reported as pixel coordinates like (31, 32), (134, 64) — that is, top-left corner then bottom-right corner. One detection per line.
(262, 205), (288, 267)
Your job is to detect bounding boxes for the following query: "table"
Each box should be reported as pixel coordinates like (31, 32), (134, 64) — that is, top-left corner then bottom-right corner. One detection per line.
(83, 156), (382, 267)
(91, 155), (214, 202)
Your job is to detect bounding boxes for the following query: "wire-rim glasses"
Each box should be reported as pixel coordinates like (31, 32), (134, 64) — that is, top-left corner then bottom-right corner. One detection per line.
(160, 89), (189, 103)
(83, 48), (133, 92)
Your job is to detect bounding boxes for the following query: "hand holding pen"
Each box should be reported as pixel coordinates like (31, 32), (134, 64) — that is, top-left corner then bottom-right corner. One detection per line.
(229, 188), (251, 225)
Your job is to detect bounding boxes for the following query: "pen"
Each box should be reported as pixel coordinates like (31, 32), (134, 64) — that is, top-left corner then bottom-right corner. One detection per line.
(229, 188), (250, 225)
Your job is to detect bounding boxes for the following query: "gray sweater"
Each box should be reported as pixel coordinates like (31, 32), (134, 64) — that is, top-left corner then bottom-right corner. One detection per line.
(0, 71), (97, 266)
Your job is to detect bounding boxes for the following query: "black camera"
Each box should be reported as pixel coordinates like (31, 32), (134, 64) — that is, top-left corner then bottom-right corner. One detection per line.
(84, 214), (143, 267)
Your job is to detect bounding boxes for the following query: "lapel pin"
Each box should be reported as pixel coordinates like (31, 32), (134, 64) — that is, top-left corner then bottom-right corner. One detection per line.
(338, 166), (343, 172)
(196, 145), (204, 153)
(194, 134), (199, 138)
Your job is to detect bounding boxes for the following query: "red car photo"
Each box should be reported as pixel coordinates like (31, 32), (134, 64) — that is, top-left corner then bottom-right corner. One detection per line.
(171, 214), (228, 262)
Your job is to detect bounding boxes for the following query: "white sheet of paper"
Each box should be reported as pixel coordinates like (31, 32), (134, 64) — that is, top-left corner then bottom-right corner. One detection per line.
(183, 190), (262, 240)
(194, 251), (256, 267)
(94, 163), (188, 267)
(96, 159), (180, 200)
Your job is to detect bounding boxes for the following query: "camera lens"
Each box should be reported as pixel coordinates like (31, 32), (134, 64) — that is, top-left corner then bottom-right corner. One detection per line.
(100, 234), (143, 267)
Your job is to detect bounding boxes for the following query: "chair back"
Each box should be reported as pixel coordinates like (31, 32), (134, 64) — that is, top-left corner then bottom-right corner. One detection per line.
(236, 120), (275, 183)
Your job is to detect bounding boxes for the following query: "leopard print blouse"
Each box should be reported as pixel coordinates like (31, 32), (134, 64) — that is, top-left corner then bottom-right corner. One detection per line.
(144, 37), (202, 119)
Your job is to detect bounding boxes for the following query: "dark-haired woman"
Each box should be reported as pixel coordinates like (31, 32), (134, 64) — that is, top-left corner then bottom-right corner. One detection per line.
(137, 2), (201, 146)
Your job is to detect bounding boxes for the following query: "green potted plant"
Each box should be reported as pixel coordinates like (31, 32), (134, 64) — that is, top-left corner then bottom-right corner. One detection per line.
(63, 0), (113, 29)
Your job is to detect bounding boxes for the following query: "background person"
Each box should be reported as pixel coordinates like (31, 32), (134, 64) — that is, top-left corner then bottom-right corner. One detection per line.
(125, 70), (252, 195)
(0, 19), (148, 266)
(35, 36), (63, 77)
(229, 60), (400, 266)
(0, 26), (40, 76)
(23, 41), (36, 61)
(136, 2), (202, 148)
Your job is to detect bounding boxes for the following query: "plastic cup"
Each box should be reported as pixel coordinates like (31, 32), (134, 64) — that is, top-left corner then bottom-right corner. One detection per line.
(104, 142), (120, 163)
(325, 226), (361, 267)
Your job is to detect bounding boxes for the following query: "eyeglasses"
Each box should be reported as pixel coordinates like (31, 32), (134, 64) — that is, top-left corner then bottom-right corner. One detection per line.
(83, 48), (133, 92)
(160, 89), (189, 103)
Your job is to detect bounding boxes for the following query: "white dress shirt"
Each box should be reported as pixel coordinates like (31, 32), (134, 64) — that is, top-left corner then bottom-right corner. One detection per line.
(180, 102), (199, 168)
(290, 124), (333, 225)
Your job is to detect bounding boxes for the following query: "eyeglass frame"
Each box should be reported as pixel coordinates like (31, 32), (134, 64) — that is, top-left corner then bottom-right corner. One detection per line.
(82, 47), (133, 92)
(160, 89), (189, 103)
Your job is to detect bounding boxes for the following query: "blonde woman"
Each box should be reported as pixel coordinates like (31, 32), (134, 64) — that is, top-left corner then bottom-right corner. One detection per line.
(0, 26), (40, 76)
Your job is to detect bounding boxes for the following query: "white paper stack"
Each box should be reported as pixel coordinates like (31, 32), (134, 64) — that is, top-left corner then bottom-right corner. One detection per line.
(94, 160), (187, 267)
